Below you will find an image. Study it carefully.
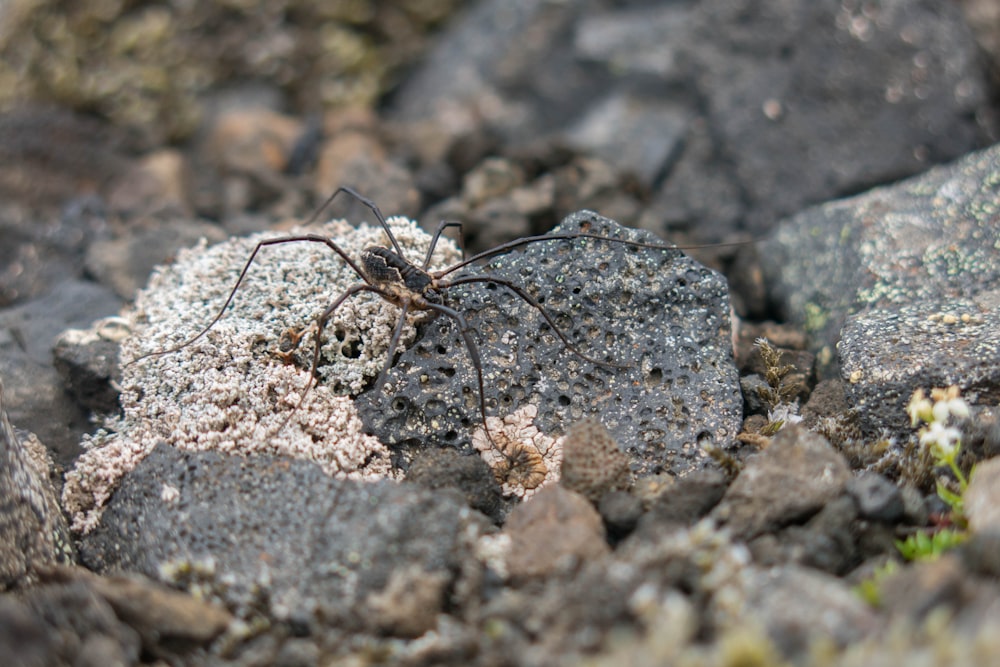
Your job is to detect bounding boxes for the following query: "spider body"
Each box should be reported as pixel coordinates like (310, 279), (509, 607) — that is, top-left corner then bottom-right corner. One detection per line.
(361, 246), (438, 300)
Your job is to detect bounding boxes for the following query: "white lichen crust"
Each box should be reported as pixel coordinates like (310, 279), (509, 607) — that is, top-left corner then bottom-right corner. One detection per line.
(472, 404), (563, 499)
(64, 218), (460, 533)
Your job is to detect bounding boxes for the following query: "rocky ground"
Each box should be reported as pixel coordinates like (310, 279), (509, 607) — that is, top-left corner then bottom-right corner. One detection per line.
(2, 1), (1000, 665)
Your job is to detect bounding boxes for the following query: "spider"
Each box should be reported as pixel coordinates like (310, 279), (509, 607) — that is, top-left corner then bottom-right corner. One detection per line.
(127, 187), (746, 461)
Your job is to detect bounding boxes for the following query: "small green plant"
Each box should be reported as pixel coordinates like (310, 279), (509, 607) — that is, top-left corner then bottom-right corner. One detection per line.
(855, 560), (898, 607)
(895, 386), (972, 561)
(895, 528), (967, 562)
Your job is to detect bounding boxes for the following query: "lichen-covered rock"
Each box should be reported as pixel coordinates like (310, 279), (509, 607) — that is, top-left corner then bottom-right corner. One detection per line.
(358, 210), (742, 481)
(762, 144), (1000, 438)
(560, 418), (631, 503)
(63, 217), (460, 533)
(0, 378), (75, 589)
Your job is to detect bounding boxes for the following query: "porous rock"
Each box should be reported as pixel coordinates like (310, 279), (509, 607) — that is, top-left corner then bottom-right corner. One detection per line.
(79, 444), (490, 635)
(560, 418), (631, 503)
(64, 217), (459, 533)
(358, 210), (742, 479)
(0, 378), (75, 589)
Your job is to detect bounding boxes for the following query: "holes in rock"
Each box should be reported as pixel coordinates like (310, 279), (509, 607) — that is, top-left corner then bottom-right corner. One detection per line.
(646, 367), (663, 388)
(391, 397), (408, 412)
(558, 395), (571, 406)
(341, 338), (362, 359)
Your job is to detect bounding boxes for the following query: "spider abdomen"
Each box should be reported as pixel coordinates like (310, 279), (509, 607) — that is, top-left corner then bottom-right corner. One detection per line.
(362, 247), (433, 294)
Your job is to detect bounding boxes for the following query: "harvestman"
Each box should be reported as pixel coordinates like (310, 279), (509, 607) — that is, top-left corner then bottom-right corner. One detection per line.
(128, 187), (746, 452)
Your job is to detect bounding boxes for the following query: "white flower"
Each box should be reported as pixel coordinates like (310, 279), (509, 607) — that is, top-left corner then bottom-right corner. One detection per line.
(919, 421), (961, 457)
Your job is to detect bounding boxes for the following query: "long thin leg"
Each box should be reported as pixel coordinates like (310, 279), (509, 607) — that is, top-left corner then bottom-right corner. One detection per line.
(371, 301), (412, 394)
(304, 186), (406, 258)
(445, 276), (629, 369)
(423, 301), (500, 451)
(280, 283), (386, 427)
(421, 220), (465, 269)
(128, 234), (373, 366)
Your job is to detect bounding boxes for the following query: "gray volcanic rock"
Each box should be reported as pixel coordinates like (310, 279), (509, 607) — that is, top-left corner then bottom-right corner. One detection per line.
(390, 0), (992, 240)
(357, 210), (742, 478)
(763, 144), (1000, 437)
(79, 444), (490, 634)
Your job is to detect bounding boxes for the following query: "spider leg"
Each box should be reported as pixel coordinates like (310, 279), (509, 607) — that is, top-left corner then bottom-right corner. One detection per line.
(127, 234), (372, 366)
(371, 302), (412, 395)
(423, 301), (502, 453)
(445, 276), (630, 370)
(279, 283), (385, 428)
(422, 220), (465, 269)
(306, 186), (406, 258)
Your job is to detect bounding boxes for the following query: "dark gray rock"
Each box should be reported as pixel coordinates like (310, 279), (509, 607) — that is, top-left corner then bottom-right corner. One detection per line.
(776, 496), (860, 576)
(79, 444), (490, 635)
(2, 580), (142, 667)
(713, 425), (851, 540)
(739, 373), (771, 416)
(635, 468), (728, 539)
(847, 472), (905, 522)
(597, 490), (643, 540)
(684, 0), (991, 234)
(52, 321), (126, 416)
(404, 446), (503, 523)
(391, 0), (992, 242)
(0, 379), (75, 590)
(0, 279), (122, 463)
(764, 144), (1000, 436)
(357, 211), (742, 478)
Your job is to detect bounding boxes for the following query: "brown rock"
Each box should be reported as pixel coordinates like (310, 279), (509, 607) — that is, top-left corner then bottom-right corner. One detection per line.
(713, 425), (850, 540)
(504, 485), (609, 580)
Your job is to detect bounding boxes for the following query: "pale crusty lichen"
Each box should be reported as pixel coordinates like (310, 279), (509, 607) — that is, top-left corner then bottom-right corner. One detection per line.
(472, 403), (563, 499)
(64, 217), (460, 533)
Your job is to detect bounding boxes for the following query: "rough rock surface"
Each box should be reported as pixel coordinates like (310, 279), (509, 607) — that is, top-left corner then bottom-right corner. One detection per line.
(79, 444), (491, 634)
(763, 144), (1000, 437)
(504, 485), (609, 581)
(358, 211), (742, 478)
(713, 426), (851, 540)
(390, 0), (992, 238)
(63, 217), (460, 532)
(0, 379), (74, 589)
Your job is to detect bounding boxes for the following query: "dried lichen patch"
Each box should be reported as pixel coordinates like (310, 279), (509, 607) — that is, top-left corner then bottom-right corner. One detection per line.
(472, 404), (563, 499)
(64, 218), (461, 533)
